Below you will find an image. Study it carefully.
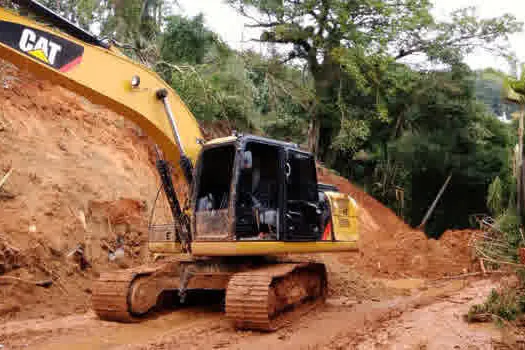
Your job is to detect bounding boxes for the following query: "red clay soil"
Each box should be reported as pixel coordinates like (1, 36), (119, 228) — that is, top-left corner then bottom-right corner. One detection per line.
(317, 166), (479, 279)
(0, 61), (159, 321)
(0, 60), (478, 324)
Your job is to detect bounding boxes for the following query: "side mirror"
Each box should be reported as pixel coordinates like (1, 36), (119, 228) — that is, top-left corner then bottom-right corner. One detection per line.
(243, 151), (253, 170)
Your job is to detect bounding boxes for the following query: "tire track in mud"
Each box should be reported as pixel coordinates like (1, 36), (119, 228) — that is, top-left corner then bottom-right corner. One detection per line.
(0, 308), (223, 350)
(353, 279), (501, 350)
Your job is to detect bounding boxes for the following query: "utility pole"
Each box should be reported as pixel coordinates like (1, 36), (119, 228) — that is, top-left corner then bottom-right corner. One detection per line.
(418, 172), (452, 230)
(516, 103), (525, 217)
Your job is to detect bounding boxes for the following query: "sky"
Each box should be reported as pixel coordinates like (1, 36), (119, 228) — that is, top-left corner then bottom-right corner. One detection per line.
(174, 0), (525, 74)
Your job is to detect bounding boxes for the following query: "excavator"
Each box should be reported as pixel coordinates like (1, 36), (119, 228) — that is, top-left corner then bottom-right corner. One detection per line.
(0, 0), (359, 331)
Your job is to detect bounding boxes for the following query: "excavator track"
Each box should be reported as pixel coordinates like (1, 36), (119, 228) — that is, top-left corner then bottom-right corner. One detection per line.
(92, 265), (159, 322)
(225, 262), (327, 331)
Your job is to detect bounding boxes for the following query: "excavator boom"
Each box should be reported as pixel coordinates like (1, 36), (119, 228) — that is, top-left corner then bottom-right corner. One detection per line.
(0, 3), (203, 170)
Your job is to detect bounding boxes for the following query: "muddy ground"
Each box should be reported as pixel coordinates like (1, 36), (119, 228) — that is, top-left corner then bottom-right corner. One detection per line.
(0, 61), (511, 349)
(0, 278), (507, 349)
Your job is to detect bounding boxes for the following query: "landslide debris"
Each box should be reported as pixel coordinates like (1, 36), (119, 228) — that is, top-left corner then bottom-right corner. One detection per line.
(0, 61), (157, 321)
(317, 167), (478, 279)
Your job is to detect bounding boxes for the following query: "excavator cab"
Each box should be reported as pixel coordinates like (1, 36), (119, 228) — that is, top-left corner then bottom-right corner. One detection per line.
(192, 135), (322, 242)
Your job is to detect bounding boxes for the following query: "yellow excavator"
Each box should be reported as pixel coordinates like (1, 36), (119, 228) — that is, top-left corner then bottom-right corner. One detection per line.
(0, 1), (359, 331)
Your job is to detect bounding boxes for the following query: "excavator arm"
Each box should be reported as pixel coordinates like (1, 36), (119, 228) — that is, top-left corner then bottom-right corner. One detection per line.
(0, 2), (203, 174)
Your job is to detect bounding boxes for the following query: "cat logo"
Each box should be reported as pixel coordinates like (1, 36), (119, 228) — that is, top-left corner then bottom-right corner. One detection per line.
(19, 28), (62, 65)
(0, 21), (84, 72)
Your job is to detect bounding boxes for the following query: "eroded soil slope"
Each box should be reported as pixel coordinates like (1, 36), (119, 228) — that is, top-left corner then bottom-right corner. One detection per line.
(0, 62), (159, 320)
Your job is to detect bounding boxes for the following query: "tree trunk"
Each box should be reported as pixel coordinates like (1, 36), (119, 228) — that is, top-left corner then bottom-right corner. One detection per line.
(308, 55), (340, 158)
(522, 160), (525, 225)
(307, 113), (321, 156)
(518, 104), (524, 218)
(418, 172), (453, 230)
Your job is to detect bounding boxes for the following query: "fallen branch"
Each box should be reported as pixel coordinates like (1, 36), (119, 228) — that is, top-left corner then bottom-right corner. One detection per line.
(0, 168), (12, 190)
(480, 259), (487, 276)
(467, 312), (493, 323)
(428, 270), (506, 283)
(474, 251), (525, 268)
(0, 276), (52, 288)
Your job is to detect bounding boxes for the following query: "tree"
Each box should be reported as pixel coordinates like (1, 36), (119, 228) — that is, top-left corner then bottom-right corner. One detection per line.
(34, 0), (175, 64)
(503, 63), (525, 218)
(228, 0), (522, 158)
(387, 65), (513, 234)
(38, 0), (101, 29)
(160, 14), (216, 67)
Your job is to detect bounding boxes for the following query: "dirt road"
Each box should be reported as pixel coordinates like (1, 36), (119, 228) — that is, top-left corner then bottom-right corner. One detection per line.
(0, 278), (502, 350)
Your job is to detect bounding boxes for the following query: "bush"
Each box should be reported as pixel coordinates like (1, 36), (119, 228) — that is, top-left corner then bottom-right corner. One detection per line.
(498, 211), (523, 257)
(467, 288), (525, 325)
(474, 210), (523, 266)
(487, 176), (503, 216)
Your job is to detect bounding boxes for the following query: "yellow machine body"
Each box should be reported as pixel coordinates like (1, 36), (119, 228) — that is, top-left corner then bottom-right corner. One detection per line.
(324, 191), (359, 242)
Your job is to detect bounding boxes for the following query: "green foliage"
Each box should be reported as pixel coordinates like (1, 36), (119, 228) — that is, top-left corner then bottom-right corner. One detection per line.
(167, 52), (257, 129)
(160, 14), (215, 66)
(389, 68), (510, 181)
(467, 288), (525, 324)
(38, 0), (100, 29)
(487, 176), (504, 216)
(331, 119), (371, 153)
(497, 212), (523, 253)
(32, 0), (175, 64)
(263, 112), (308, 143)
(350, 64), (516, 234)
(230, 0), (522, 156)
(157, 15), (313, 134)
(503, 63), (525, 108)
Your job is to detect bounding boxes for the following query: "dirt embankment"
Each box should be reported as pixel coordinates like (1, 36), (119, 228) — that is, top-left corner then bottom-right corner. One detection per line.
(317, 167), (479, 279)
(0, 62), (160, 320)
(0, 61), (478, 325)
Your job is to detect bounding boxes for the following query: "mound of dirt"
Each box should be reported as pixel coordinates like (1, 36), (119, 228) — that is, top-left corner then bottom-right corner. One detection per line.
(317, 167), (478, 279)
(351, 229), (478, 278)
(0, 61), (159, 321)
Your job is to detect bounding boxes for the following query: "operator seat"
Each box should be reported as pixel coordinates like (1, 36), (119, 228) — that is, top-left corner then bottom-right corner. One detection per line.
(250, 158), (277, 234)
